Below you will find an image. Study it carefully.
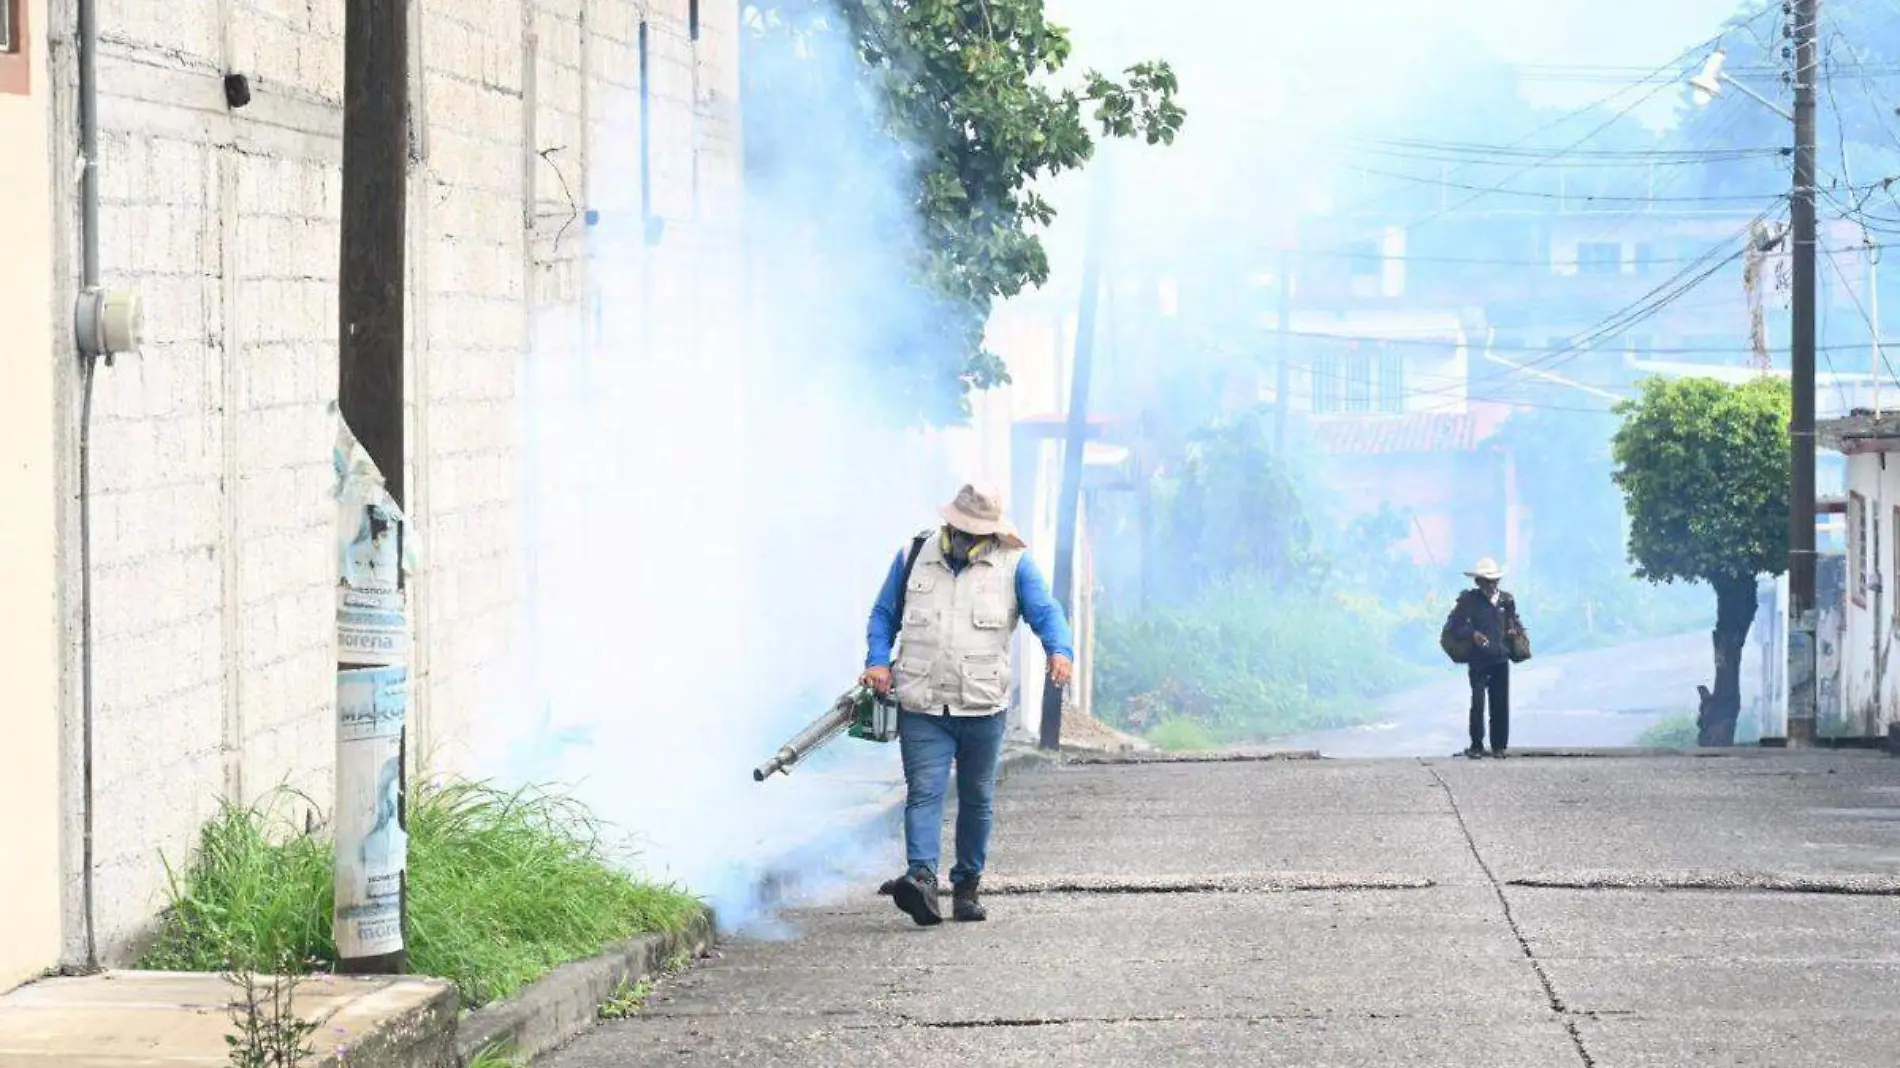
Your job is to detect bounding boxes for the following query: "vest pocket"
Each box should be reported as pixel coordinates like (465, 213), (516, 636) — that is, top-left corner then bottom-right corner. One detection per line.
(959, 655), (1007, 709)
(894, 659), (932, 711)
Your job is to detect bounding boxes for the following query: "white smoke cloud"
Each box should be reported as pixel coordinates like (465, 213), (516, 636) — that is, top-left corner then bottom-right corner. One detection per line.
(476, 5), (984, 934)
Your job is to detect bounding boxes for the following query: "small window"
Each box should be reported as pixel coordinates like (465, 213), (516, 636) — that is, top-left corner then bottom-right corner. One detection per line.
(1312, 353), (1342, 413)
(689, 0), (700, 41)
(1577, 242), (1621, 275)
(1346, 240), (1381, 278)
(1345, 353), (1373, 412)
(1378, 352), (1405, 413)
(0, 0), (28, 97)
(1633, 243), (1658, 274)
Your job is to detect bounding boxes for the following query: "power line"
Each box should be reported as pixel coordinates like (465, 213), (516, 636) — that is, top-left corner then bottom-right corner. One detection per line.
(1308, 18), (1776, 227)
(1403, 207), (1786, 399)
(1271, 328), (1872, 357)
(1343, 165), (1801, 204)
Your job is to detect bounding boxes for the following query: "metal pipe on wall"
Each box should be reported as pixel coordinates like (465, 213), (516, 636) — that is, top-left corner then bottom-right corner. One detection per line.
(73, 0), (103, 973)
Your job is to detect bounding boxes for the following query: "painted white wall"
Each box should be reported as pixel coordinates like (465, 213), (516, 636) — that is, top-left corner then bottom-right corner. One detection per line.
(1835, 452), (1900, 739)
(0, 0), (65, 993)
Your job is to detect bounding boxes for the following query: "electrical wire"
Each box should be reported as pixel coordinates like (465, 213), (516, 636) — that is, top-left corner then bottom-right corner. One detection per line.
(1308, 13), (1779, 227)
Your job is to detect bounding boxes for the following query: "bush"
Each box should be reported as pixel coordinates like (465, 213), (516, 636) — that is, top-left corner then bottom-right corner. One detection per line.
(1095, 572), (1425, 743)
(1635, 713), (1699, 748)
(1146, 718), (1218, 752)
(140, 779), (703, 1008)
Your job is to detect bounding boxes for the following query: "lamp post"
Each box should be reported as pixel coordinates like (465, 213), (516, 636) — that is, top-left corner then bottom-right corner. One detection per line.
(1686, 8), (1820, 746)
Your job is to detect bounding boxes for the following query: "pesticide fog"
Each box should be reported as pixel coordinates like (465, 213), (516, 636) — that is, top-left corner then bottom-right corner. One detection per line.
(474, 0), (1810, 917)
(481, 6), (976, 932)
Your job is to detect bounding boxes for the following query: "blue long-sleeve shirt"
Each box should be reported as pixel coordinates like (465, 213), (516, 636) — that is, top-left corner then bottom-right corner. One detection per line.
(865, 548), (1075, 669)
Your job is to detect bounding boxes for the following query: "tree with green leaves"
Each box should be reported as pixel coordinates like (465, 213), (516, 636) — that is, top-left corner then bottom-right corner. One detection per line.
(1610, 376), (1791, 746)
(741, 1), (1184, 423)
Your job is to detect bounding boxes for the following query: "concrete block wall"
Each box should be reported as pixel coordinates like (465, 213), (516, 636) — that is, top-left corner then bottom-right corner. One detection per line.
(80, 0), (347, 955)
(55, 0), (740, 963)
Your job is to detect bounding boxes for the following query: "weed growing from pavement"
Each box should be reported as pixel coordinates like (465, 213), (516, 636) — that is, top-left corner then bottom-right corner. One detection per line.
(220, 947), (318, 1068)
(463, 1042), (529, 1068)
(597, 976), (655, 1020)
(140, 779), (703, 1008)
(596, 947), (697, 1021)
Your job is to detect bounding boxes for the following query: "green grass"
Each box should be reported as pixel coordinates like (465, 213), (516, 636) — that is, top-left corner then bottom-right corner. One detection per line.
(1635, 713), (1699, 748)
(1095, 573), (1425, 743)
(139, 779), (704, 1008)
(1145, 718), (1218, 752)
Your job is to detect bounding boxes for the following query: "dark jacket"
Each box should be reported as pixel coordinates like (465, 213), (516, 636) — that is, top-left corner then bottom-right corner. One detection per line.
(1447, 588), (1517, 667)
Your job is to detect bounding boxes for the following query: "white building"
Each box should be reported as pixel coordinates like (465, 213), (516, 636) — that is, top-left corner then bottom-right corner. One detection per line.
(1815, 412), (1900, 745)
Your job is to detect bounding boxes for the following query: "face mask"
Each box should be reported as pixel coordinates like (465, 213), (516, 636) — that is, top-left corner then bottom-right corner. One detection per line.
(947, 529), (982, 567)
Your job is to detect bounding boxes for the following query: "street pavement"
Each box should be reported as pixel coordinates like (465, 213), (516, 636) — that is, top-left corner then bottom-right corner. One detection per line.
(546, 750), (1900, 1067)
(1285, 631), (1751, 757)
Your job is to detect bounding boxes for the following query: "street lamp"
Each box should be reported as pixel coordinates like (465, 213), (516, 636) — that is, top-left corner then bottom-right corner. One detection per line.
(1688, 49), (1794, 121)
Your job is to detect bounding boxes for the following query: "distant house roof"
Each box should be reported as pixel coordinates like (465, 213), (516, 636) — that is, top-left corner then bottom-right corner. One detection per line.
(1819, 411), (1900, 454)
(1310, 412), (1484, 456)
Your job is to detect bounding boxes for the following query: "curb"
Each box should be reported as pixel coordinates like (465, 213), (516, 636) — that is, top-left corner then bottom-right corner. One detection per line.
(1059, 749), (1322, 766)
(1440, 745), (1893, 760)
(314, 979), (461, 1068)
(451, 911), (717, 1066)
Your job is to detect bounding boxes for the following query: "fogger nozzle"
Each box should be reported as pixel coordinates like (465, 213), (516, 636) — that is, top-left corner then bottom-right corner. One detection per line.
(753, 748), (798, 782)
(752, 692), (861, 784)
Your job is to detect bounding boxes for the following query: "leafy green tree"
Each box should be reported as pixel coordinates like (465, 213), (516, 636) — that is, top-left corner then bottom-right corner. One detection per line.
(1610, 376), (1791, 745)
(741, 0), (1184, 423)
(1155, 407), (1325, 601)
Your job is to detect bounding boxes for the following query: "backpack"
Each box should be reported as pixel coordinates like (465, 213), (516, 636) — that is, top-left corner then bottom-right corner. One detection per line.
(1439, 595), (1475, 665)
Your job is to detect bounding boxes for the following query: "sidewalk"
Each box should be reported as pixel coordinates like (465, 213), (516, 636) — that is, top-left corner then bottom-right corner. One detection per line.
(548, 750), (1900, 1067)
(0, 971), (456, 1068)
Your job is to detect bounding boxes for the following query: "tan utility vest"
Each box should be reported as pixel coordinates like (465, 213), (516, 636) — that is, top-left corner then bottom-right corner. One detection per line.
(892, 532), (1025, 717)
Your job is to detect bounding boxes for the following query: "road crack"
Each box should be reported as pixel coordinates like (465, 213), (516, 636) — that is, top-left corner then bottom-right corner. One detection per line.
(1425, 762), (1597, 1068)
(918, 873), (1435, 896)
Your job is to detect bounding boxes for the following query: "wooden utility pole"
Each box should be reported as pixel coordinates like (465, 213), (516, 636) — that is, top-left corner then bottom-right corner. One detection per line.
(1039, 164), (1111, 751)
(336, 0), (410, 974)
(1785, 0), (1820, 746)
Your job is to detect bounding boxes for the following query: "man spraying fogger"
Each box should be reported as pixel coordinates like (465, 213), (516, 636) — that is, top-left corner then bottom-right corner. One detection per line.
(861, 484), (1074, 926)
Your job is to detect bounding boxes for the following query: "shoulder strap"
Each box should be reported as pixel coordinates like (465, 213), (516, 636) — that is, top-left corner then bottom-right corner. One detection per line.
(892, 534), (929, 632)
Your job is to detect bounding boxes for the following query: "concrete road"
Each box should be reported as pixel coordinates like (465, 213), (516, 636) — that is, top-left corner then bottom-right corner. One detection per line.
(547, 751), (1900, 1067)
(1285, 630), (1756, 757)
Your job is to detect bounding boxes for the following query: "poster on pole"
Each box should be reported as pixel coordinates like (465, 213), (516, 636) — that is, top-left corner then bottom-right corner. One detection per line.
(331, 407), (419, 962)
(334, 665), (408, 958)
(338, 587), (409, 667)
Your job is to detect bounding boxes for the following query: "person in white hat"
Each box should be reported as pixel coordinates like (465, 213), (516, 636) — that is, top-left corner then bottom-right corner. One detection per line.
(1443, 557), (1528, 758)
(860, 483), (1075, 926)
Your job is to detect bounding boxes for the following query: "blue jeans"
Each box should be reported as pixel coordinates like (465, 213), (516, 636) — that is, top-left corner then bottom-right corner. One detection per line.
(899, 709), (1006, 888)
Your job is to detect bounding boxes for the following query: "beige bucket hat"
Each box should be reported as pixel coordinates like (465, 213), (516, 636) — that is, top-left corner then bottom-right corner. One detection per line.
(940, 483), (1025, 548)
(1464, 557), (1506, 581)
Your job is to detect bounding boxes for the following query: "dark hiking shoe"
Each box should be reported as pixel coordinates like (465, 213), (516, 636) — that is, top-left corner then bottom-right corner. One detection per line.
(1463, 745), (1486, 759)
(1489, 748), (1508, 759)
(890, 870), (942, 926)
(952, 880), (987, 922)
(877, 878), (898, 896)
